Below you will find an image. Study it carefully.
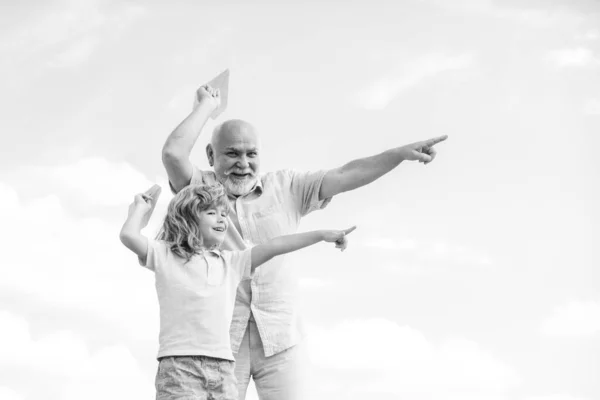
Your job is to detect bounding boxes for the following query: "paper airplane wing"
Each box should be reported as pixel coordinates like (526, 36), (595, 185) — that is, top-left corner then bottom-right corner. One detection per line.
(193, 69), (229, 119)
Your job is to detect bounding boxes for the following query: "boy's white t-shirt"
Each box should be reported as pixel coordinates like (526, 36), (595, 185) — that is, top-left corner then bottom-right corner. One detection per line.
(140, 239), (252, 361)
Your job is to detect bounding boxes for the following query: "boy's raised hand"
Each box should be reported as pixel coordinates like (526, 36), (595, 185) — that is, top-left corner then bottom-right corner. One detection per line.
(322, 226), (357, 252)
(128, 184), (162, 228)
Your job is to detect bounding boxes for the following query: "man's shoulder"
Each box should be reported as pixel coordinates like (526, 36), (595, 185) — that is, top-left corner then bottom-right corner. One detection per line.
(260, 169), (297, 186)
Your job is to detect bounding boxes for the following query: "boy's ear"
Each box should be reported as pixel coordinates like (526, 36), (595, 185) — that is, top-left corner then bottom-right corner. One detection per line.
(206, 144), (214, 167)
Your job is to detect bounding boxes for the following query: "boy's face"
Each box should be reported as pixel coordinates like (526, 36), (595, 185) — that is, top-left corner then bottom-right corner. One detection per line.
(198, 205), (229, 247)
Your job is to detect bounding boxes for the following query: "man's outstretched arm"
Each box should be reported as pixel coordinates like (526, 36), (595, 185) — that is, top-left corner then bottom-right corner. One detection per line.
(162, 86), (220, 193)
(319, 135), (448, 200)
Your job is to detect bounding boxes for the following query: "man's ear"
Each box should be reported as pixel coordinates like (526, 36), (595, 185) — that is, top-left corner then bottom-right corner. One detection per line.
(206, 144), (214, 167)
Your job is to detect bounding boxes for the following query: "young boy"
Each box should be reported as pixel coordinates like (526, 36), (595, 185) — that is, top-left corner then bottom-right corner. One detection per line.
(119, 183), (355, 399)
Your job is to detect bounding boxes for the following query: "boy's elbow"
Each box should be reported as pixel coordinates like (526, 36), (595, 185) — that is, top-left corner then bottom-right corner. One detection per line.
(119, 229), (133, 247)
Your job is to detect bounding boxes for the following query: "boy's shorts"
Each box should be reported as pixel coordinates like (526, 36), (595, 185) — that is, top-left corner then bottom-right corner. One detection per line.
(156, 355), (238, 400)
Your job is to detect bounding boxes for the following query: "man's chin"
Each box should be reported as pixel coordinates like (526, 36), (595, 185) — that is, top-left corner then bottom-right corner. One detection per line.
(223, 177), (257, 196)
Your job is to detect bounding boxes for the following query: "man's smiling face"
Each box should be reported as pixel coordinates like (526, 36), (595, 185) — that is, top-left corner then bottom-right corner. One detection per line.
(208, 120), (261, 197)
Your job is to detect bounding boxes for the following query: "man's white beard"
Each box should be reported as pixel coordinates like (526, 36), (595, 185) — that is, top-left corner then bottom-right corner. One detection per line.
(222, 176), (257, 196)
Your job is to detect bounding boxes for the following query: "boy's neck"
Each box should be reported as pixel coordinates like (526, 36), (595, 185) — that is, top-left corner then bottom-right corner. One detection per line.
(200, 243), (222, 251)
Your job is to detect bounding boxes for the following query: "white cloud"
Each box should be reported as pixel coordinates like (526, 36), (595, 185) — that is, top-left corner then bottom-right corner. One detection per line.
(541, 300), (600, 337)
(47, 35), (102, 68)
(0, 386), (23, 400)
(307, 318), (519, 397)
(354, 53), (474, 110)
(546, 48), (598, 68)
(583, 99), (600, 115)
(362, 236), (417, 250)
(432, 241), (493, 266)
(359, 235), (492, 268)
(0, 172), (165, 398)
(0, 311), (154, 400)
(0, 1), (147, 69)
(33, 157), (165, 207)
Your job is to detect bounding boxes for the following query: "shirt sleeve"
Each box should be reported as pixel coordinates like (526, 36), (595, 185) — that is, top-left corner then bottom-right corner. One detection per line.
(168, 166), (218, 194)
(138, 239), (170, 272)
(222, 249), (253, 281)
(287, 169), (333, 217)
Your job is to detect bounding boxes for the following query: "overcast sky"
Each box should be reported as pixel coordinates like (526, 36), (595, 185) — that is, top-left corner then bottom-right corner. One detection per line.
(0, 0), (599, 399)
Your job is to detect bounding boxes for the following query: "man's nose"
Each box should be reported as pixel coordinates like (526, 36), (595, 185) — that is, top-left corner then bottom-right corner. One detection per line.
(236, 156), (249, 169)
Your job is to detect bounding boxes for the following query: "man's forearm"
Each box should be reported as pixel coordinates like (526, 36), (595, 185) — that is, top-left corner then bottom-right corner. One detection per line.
(321, 147), (406, 198)
(162, 103), (214, 159)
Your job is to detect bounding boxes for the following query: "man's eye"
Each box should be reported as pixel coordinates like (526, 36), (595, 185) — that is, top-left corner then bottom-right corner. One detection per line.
(227, 152), (237, 157)
(248, 152), (257, 158)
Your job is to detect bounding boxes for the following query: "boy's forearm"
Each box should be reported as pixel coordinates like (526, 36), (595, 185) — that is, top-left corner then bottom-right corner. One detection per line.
(251, 230), (327, 270)
(120, 210), (146, 238)
(162, 103), (214, 159)
(268, 230), (325, 257)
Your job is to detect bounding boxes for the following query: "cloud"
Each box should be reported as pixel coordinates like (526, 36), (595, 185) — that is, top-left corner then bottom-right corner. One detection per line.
(307, 318), (519, 398)
(361, 236), (417, 250)
(0, 386), (23, 400)
(546, 48), (598, 68)
(30, 157), (165, 207)
(47, 35), (102, 68)
(0, 311), (154, 400)
(353, 53), (474, 110)
(540, 300), (600, 337)
(0, 167), (170, 398)
(0, 1), (147, 69)
(359, 235), (492, 269)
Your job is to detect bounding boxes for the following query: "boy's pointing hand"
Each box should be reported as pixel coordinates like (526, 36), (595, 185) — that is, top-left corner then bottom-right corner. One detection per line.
(322, 226), (357, 252)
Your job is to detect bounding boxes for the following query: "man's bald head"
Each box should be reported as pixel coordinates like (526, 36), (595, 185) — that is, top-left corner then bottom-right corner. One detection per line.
(211, 119), (260, 149)
(206, 119), (261, 197)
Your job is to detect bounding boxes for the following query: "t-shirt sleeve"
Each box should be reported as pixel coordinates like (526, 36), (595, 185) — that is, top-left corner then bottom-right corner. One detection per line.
(138, 239), (170, 272)
(287, 169), (333, 217)
(168, 166), (218, 194)
(223, 249), (253, 281)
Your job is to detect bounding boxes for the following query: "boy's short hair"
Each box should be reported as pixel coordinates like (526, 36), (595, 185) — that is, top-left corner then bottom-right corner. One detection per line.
(157, 183), (229, 260)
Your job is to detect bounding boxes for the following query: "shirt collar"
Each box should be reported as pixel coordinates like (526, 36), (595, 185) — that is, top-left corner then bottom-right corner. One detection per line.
(200, 247), (222, 257)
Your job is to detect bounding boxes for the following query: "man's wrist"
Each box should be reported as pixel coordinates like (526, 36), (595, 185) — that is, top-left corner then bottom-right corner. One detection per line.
(389, 146), (408, 163)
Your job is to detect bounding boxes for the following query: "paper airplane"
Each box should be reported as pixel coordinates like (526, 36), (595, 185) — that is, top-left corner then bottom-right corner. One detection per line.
(141, 184), (162, 227)
(194, 69), (229, 119)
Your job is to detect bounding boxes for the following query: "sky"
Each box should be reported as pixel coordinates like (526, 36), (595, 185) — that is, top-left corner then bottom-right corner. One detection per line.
(0, 0), (599, 399)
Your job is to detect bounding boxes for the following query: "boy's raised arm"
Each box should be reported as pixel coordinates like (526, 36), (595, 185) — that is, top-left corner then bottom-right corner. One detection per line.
(162, 86), (220, 193)
(119, 185), (162, 263)
(250, 226), (356, 272)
